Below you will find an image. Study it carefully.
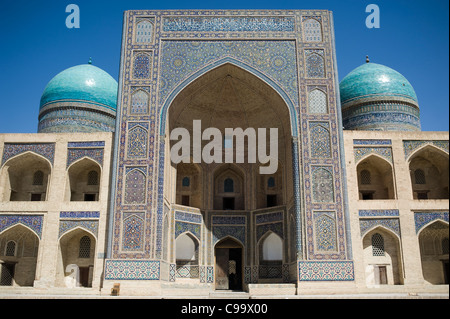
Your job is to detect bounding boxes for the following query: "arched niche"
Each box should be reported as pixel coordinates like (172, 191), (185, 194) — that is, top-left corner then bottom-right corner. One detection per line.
(66, 158), (101, 201)
(0, 224), (40, 286)
(175, 163), (202, 209)
(362, 227), (403, 286)
(418, 220), (449, 284)
(256, 162), (284, 209)
(57, 228), (96, 287)
(163, 62), (294, 212)
(175, 232), (200, 279)
(0, 152), (51, 202)
(408, 145), (449, 200)
(258, 232), (283, 280)
(213, 164), (245, 210)
(357, 155), (396, 200)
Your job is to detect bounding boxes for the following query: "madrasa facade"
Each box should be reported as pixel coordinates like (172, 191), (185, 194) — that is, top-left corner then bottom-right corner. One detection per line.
(0, 10), (448, 297)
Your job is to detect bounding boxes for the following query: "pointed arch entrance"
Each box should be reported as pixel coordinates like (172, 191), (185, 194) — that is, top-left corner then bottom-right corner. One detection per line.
(57, 228), (96, 287)
(215, 237), (243, 290)
(0, 224), (40, 286)
(418, 220), (449, 284)
(162, 62), (296, 210)
(160, 61), (299, 288)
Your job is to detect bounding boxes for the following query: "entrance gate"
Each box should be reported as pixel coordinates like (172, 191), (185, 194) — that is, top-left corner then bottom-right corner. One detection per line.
(215, 238), (242, 290)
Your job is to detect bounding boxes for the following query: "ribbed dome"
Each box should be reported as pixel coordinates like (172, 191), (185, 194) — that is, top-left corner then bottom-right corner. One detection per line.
(38, 63), (118, 133)
(339, 62), (420, 131)
(340, 62), (418, 105)
(40, 64), (118, 111)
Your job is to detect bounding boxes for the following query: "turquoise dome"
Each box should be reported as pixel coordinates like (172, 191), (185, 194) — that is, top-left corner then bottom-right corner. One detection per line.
(339, 62), (420, 131)
(38, 63), (118, 133)
(340, 63), (417, 104)
(40, 64), (118, 111)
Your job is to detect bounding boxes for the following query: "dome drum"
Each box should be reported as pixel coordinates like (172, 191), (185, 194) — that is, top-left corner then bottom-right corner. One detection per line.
(38, 103), (116, 133)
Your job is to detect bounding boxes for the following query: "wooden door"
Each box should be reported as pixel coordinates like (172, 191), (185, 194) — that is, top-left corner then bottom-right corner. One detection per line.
(215, 248), (229, 290)
(443, 261), (449, 284)
(378, 266), (387, 285)
(79, 267), (90, 287)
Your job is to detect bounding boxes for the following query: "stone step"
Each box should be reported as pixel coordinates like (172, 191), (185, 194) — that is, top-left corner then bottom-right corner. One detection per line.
(248, 283), (297, 296)
(209, 290), (250, 299)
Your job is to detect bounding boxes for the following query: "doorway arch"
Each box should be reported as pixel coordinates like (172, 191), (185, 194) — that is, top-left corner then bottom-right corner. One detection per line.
(418, 220), (449, 284)
(159, 58), (298, 137)
(57, 228), (96, 287)
(162, 62), (295, 210)
(0, 224), (40, 286)
(214, 237), (243, 291)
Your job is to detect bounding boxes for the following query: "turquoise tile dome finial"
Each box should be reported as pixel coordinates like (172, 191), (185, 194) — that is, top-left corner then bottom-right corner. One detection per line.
(38, 63), (118, 133)
(339, 61), (421, 131)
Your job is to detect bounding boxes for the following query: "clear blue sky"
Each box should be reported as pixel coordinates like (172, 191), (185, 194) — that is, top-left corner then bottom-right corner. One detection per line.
(0, 0), (448, 133)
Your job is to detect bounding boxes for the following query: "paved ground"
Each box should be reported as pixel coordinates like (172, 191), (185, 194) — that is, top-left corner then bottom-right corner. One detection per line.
(0, 290), (448, 299)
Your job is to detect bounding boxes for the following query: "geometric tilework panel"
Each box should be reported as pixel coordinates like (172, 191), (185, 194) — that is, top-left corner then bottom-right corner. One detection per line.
(212, 226), (246, 246)
(403, 140), (449, 159)
(127, 126), (148, 158)
(122, 214), (145, 251)
(305, 49), (325, 78)
(174, 211), (203, 224)
(60, 211), (100, 219)
(0, 215), (43, 239)
(314, 212), (337, 251)
(133, 53), (151, 79)
(312, 167), (334, 203)
(176, 265), (199, 279)
(212, 216), (246, 225)
(259, 265), (282, 279)
(244, 266), (252, 283)
(359, 218), (400, 238)
(255, 211), (283, 224)
(1, 143), (55, 166)
(59, 220), (99, 238)
(67, 148), (104, 167)
(302, 17), (322, 42)
(354, 147), (393, 164)
(124, 169), (146, 204)
(159, 40), (299, 107)
(67, 141), (106, 148)
(353, 139), (392, 146)
(414, 212), (449, 234)
(358, 210), (399, 217)
(169, 263), (176, 282)
(308, 89), (327, 113)
(104, 260), (160, 280)
(256, 222), (283, 243)
(206, 266), (214, 283)
(310, 122), (331, 158)
(298, 261), (354, 281)
(175, 221), (201, 240)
